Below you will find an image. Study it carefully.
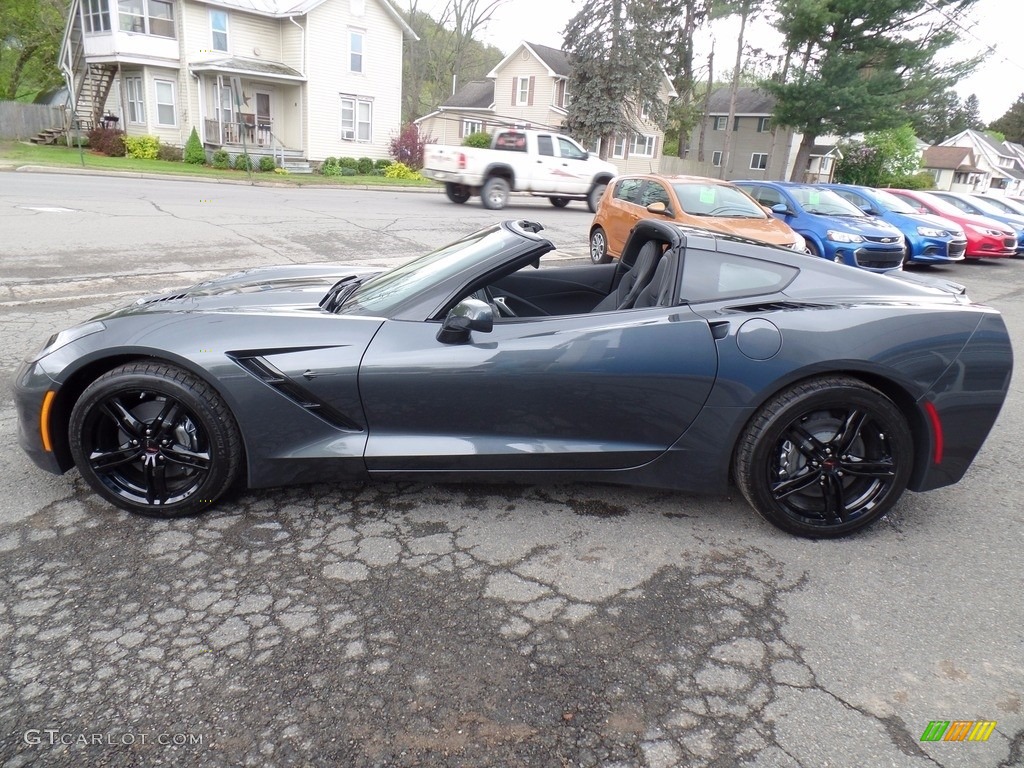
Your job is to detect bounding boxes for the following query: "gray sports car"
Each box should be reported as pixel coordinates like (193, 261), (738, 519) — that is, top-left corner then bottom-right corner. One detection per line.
(14, 219), (1013, 538)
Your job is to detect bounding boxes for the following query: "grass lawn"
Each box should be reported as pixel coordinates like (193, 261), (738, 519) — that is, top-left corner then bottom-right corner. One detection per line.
(0, 140), (437, 188)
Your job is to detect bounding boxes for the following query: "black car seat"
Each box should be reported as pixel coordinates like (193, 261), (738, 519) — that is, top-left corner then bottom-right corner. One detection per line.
(591, 240), (662, 312)
(633, 251), (678, 308)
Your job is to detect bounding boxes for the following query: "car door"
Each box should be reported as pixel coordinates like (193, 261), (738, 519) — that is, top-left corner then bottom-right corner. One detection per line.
(530, 133), (561, 192)
(357, 305), (719, 472)
(603, 178), (645, 255)
(553, 136), (596, 194)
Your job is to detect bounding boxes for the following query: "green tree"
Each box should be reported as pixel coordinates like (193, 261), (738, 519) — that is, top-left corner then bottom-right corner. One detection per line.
(988, 93), (1024, 144)
(0, 0), (65, 100)
(907, 88), (978, 144)
(835, 125), (919, 186)
(762, 0), (980, 181)
(562, 0), (674, 156)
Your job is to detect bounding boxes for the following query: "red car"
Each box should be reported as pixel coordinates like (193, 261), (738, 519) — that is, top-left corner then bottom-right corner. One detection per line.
(884, 189), (1015, 258)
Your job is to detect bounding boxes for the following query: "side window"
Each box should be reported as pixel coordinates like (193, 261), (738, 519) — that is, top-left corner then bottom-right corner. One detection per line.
(680, 249), (798, 303)
(750, 186), (783, 208)
(536, 135), (554, 156)
(640, 181), (671, 207)
(613, 178), (644, 204)
(834, 189), (865, 210)
(557, 137), (587, 160)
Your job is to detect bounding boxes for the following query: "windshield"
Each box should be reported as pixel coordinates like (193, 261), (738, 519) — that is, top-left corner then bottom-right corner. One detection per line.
(869, 188), (919, 214)
(955, 194), (1007, 217)
(915, 192), (964, 216)
(337, 225), (514, 316)
(672, 182), (767, 218)
(790, 187), (864, 216)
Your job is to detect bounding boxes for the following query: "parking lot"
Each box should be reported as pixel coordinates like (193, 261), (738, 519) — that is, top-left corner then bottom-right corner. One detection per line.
(1, 171), (1022, 767)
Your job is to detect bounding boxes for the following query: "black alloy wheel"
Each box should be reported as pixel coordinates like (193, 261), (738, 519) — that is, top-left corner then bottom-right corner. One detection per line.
(69, 362), (242, 517)
(734, 376), (912, 538)
(549, 197), (570, 208)
(445, 183), (471, 204)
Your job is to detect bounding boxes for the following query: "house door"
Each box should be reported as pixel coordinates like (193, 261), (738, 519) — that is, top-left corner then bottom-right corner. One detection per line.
(256, 92), (271, 145)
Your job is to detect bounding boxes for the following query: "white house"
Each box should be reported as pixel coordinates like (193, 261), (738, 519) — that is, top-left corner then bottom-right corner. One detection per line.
(59, 0), (416, 167)
(939, 129), (1024, 195)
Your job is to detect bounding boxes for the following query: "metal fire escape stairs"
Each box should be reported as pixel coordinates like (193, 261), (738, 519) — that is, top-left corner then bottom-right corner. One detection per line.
(59, 0), (117, 134)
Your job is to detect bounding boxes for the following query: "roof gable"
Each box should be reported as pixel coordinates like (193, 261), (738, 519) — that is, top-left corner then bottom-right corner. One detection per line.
(440, 79), (495, 109)
(196, 0), (417, 37)
(921, 145), (976, 170)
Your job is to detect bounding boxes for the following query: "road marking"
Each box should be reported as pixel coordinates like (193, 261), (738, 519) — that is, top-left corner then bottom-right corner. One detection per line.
(17, 206), (78, 213)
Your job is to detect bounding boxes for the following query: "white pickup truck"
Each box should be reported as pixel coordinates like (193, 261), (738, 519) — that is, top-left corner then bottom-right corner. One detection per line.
(422, 128), (618, 211)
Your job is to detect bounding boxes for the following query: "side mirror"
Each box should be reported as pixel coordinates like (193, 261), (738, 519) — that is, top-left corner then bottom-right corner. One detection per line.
(771, 203), (790, 215)
(859, 204), (875, 214)
(437, 298), (493, 344)
(646, 201), (671, 216)
(581, 151), (589, 160)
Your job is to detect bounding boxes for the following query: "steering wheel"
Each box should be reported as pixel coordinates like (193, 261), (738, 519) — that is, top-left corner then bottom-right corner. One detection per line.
(473, 287), (518, 318)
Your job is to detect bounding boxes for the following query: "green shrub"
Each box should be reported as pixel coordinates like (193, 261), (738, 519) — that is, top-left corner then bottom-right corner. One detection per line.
(369, 168), (385, 176)
(157, 143), (183, 162)
(383, 161), (421, 180)
(258, 155), (276, 172)
(323, 156), (338, 167)
(340, 167), (357, 176)
(320, 162), (343, 176)
(123, 135), (160, 160)
(183, 127), (205, 164)
(338, 156), (358, 169)
(211, 149), (230, 169)
(273, 166), (289, 175)
(233, 153), (253, 171)
(887, 171), (935, 190)
(357, 156), (374, 174)
(374, 158), (393, 170)
(462, 131), (491, 149)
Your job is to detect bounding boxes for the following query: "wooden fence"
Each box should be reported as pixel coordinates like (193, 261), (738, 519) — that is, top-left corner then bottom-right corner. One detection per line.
(0, 102), (65, 140)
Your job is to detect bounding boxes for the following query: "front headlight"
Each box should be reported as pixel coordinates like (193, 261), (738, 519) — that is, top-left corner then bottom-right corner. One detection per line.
(917, 226), (946, 237)
(826, 230), (864, 243)
(27, 321), (105, 363)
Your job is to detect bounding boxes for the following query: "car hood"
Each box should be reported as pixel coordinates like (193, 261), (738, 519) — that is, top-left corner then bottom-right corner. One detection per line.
(689, 215), (798, 247)
(813, 215), (901, 237)
(97, 265), (383, 319)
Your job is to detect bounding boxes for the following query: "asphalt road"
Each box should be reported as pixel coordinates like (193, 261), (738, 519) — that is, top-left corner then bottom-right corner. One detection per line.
(1, 170), (1021, 768)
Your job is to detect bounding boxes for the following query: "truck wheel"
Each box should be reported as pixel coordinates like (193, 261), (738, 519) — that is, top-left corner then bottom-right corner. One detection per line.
(549, 197), (570, 208)
(481, 177), (510, 210)
(445, 183), (471, 204)
(587, 182), (608, 213)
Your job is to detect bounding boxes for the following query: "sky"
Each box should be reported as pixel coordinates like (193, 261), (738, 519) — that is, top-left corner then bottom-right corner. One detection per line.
(419, 0), (1023, 125)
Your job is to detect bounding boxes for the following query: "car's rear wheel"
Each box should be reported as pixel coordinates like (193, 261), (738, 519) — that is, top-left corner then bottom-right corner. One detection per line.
(590, 227), (611, 264)
(733, 376), (912, 538)
(445, 183), (471, 204)
(549, 196), (570, 208)
(481, 177), (510, 209)
(587, 182), (608, 213)
(69, 362), (243, 518)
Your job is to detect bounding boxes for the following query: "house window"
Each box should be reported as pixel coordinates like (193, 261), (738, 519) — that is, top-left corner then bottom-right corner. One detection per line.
(555, 80), (569, 109)
(758, 117), (771, 132)
(341, 96), (372, 141)
(84, 0), (111, 32)
(612, 136), (625, 159)
(711, 150), (722, 167)
(713, 116), (727, 131)
(631, 133), (655, 157)
(154, 79), (176, 125)
(640, 103), (650, 121)
(820, 156), (831, 172)
(210, 10), (228, 51)
(118, 0), (174, 37)
(750, 152), (769, 170)
(462, 119), (482, 137)
(349, 30), (364, 73)
(516, 76), (530, 105)
(125, 76), (145, 123)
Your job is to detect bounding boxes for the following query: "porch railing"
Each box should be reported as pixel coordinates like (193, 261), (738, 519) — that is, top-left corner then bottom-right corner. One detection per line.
(203, 117), (274, 148)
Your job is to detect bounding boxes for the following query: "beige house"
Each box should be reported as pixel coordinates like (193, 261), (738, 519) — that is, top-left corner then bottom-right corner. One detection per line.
(938, 130), (1024, 195)
(920, 146), (985, 192)
(59, 0), (416, 169)
(675, 86), (840, 183)
(415, 41), (675, 174)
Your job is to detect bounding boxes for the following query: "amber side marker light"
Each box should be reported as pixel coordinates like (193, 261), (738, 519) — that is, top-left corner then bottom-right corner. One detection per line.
(40, 390), (56, 452)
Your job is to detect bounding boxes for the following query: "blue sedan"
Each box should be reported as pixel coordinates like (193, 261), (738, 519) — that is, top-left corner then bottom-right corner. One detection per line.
(823, 184), (966, 265)
(734, 181), (905, 272)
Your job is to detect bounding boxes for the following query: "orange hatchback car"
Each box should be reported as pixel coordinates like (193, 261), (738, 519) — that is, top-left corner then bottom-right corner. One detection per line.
(589, 174), (805, 263)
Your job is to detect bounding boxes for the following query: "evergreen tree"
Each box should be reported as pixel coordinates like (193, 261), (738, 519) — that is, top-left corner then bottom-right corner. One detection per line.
(762, 0), (980, 181)
(988, 93), (1024, 143)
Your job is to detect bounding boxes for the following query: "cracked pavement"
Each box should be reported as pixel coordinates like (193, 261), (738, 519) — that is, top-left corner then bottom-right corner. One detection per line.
(1, 173), (1022, 767)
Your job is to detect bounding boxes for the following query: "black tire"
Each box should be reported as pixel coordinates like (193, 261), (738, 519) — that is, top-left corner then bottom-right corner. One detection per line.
(69, 362), (243, 518)
(587, 182), (608, 213)
(733, 376), (912, 538)
(445, 183), (471, 204)
(590, 227), (612, 264)
(549, 196), (570, 208)
(481, 177), (510, 210)
(805, 239), (821, 258)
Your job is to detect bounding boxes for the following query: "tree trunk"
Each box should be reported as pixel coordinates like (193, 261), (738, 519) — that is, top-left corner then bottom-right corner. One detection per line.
(790, 131), (817, 182)
(4, 44), (40, 101)
(718, 1), (748, 179)
(696, 45), (713, 163)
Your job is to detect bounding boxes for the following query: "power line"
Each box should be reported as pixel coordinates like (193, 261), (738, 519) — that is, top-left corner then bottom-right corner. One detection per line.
(920, 0), (1024, 76)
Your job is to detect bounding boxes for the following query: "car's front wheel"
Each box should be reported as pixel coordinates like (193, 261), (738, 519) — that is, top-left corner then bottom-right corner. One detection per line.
(481, 177), (510, 209)
(69, 362), (243, 518)
(445, 183), (471, 204)
(549, 197), (570, 208)
(590, 227), (611, 264)
(733, 376), (912, 538)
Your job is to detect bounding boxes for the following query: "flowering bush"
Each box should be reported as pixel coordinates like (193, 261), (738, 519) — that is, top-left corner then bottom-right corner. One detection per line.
(388, 124), (433, 170)
(383, 161), (422, 180)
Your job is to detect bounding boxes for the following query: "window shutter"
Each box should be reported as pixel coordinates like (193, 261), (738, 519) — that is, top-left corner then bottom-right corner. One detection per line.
(459, 120), (464, 138)
(528, 76), (535, 107)
(511, 77), (516, 105)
